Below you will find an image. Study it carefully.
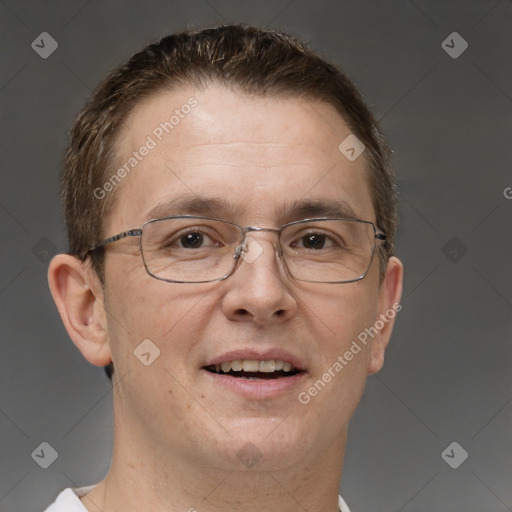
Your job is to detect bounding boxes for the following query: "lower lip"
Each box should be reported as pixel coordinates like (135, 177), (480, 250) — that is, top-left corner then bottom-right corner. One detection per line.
(201, 369), (306, 399)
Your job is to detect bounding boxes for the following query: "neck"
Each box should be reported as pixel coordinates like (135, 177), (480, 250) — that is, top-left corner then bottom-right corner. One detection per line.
(81, 405), (347, 512)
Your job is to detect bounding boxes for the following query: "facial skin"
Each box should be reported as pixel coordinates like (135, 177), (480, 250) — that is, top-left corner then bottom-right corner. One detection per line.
(48, 83), (402, 512)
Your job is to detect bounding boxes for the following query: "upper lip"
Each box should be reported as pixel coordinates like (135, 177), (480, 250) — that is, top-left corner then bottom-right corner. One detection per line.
(204, 348), (306, 371)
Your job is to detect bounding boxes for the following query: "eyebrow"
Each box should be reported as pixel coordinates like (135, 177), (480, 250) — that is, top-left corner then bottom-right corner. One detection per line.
(144, 195), (361, 223)
(280, 198), (360, 222)
(144, 196), (245, 221)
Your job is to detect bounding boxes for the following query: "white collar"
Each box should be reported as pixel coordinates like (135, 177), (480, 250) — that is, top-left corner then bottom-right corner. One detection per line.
(72, 486), (351, 511)
(338, 494), (351, 512)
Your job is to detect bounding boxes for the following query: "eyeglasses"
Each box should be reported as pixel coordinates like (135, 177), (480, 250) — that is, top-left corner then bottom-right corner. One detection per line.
(88, 215), (386, 284)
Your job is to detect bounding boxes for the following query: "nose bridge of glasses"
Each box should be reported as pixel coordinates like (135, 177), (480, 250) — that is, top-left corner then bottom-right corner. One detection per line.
(235, 226), (283, 262)
(246, 226), (283, 244)
(243, 226), (280, 235)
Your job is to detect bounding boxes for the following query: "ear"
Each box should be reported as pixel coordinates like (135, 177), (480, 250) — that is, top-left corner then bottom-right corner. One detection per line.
(367, 256), (403, 375)
(47, 254), (112, 367)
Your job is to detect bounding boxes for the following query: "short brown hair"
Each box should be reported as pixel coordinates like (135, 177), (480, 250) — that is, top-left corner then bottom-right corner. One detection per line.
(63, 24), (398, 281)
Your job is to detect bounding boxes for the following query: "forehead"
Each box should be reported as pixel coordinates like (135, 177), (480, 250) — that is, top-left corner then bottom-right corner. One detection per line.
(106, 84), (374, 232)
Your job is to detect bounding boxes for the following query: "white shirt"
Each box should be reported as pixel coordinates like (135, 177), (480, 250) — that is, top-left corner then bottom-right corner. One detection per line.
(44, 486), (352, 512)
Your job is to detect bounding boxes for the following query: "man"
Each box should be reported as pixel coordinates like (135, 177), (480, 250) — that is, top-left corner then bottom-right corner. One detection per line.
(45, 24), (403, 512)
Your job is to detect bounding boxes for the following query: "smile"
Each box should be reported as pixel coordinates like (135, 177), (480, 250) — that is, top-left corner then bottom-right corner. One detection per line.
(204, 359), (301, 380)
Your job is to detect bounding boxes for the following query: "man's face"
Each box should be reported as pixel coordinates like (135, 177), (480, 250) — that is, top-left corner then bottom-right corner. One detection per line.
(99, 84), (387, 471)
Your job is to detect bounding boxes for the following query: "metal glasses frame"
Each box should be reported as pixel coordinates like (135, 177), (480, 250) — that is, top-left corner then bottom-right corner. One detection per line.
(88, 215), (387, 284)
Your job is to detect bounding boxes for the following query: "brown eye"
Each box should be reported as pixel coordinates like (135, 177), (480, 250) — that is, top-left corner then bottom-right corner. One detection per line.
(180, 232), (204, 248)
(292, 232), (335, 250)
(301, 233), (327, 249)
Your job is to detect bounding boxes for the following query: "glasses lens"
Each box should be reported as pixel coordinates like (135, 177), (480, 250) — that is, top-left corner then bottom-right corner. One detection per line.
(281, 219), (376, 283)
(141, 218), (242, 282)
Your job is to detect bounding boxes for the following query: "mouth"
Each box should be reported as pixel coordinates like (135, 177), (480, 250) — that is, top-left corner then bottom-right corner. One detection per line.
(204, 359), (302, 380)
(202, 350), (307, 398)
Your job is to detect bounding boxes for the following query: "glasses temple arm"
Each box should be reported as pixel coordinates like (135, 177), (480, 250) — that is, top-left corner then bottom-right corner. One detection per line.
(88, 229), (143, 252)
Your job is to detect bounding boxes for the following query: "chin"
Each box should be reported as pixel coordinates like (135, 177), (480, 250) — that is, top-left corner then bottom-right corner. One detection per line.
(208, 416), (314, 472)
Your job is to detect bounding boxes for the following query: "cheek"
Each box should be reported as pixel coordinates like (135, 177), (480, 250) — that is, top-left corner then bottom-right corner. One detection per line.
(103, 265), (216, 371)
(293, 285), (377, 444)
(105, 256), (187, 331)
(299, 281), (378, 351)
(296, 282), (378, 403)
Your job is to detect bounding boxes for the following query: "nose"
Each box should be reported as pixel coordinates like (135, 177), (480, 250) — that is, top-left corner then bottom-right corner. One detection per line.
(220, 234), (298, 324)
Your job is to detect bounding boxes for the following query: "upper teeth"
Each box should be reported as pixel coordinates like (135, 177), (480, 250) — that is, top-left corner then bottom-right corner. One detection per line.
(217, 359), (294, 373)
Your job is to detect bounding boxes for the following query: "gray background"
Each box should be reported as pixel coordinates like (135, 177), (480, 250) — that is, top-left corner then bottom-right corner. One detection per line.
(0, 1), (511, 511)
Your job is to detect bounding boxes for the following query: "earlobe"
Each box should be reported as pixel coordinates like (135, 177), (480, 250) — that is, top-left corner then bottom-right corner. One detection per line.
(367, 256), (404, 375)
(47, 254), (112, 367)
